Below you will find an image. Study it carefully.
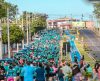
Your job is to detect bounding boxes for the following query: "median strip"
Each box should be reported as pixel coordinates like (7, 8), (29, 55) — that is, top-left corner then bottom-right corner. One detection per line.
(75, 40), (95, 67)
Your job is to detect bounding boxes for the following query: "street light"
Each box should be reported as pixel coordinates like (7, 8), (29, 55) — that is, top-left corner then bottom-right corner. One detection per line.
(7, 8), (10, 58)
(21, 15), (24, 49)
(26, 12), (29, 45)
(16, 8), (19, 53)
(0, 19), (2, 59)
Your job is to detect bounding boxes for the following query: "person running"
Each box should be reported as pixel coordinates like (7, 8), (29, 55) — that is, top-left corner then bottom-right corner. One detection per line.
(85, 64), (93, 81)
(21, 61), (35, 81)
(93, 63), (100, 81)
(72, 64), (82, 81)
(35, 63), (45, 81)
(45, 64), (51, 81)
(61, 63), (72, 81)
(13, 62), (20, 81)
(97, 64), (100, 80)
(0, 62), (5, 81)
(58, 66), (64, 81)
(7, 65), (14, 81)
(19, 63), (24, 81)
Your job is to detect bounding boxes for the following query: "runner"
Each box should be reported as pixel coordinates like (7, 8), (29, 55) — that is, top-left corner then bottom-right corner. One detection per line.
(21, 61), (35, 81)
(35, 63), (45, 81)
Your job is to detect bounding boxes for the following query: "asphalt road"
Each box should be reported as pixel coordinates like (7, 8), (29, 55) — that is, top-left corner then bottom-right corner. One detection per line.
(79, 29), (100, 61)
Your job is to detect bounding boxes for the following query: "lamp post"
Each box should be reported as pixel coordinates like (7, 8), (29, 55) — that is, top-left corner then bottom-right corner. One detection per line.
(28, 13), (31, 42)
(26, 12), (29, 45)
(0, 19), (2, 59)
(16, 8), (19, 53)
(22, 15), (24, 49)
(60, 27), (63, 62)
(7, 8), (10, 58)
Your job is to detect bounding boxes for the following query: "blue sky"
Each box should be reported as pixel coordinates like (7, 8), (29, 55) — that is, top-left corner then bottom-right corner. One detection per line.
(6, 0), (94, 19)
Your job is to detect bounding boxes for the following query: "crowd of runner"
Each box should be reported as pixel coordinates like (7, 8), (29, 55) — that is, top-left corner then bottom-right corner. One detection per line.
(0, 29), (100, 81)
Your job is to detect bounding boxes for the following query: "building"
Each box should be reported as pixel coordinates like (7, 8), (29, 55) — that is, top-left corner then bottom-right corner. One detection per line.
(72, 21), (94, 30)
(47, 17), (94, 31)
(85, 21), (94, 30)
(47, 17), (79, 29)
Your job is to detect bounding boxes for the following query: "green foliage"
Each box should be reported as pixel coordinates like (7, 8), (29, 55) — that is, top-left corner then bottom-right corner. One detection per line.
(31, 13), (48, 33)
(21, 12), (48, 35)
(2, 24), (24, 44)
(0, 0), (18, 19)
(93, 3), (100, 19)
(0, 0), (6, 18)
(2, 25), (7, 44)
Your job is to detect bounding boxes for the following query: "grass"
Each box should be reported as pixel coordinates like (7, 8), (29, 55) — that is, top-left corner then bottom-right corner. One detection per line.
(75, 40), (95, 68)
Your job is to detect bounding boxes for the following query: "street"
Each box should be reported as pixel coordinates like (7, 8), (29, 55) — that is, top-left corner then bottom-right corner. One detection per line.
(79, 29), (100, 61)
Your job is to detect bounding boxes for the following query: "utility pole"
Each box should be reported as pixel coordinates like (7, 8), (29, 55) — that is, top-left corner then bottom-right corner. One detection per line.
(0, 19), (2, 59)
(28, 13), (31, 42)
(70, 14), (72, 29)
(60, 27), (63, 62)
(81, 14), (84, 21)
(26, 12), (29, 45)
(16, 8), (18, 24)
(22, 15), (24, 49)
(16, 8), (19, 53)
(32, 13), (34, 23)
(7, 8), (10, 58)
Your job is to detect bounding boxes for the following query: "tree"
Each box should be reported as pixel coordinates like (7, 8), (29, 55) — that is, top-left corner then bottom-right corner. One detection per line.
(93, 3), (100, 19)
(0, 0), (6, 18)
(2, 24), (24, 44)
(31, 13), (48, 34)
(0, 0), (18, 19)
(21, 12), (48, 35)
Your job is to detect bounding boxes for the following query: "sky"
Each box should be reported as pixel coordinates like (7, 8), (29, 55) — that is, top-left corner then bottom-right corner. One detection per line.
(6, 0), (94, 19)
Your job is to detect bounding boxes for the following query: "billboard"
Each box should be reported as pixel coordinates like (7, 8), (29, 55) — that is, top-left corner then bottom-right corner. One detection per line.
(72, 22), (85, 27)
